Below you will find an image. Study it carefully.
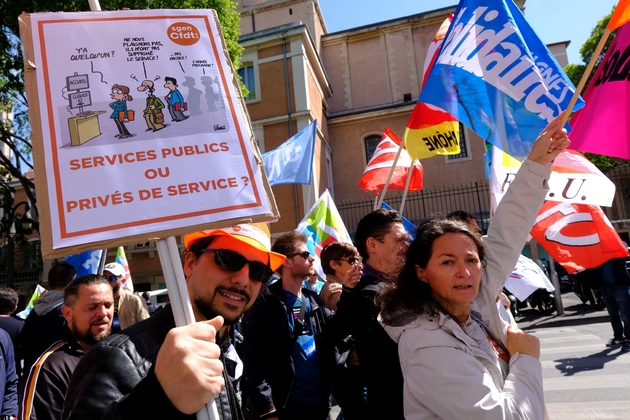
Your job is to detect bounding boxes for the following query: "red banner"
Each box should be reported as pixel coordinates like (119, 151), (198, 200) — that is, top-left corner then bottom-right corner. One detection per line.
(530, 201), (629, 273)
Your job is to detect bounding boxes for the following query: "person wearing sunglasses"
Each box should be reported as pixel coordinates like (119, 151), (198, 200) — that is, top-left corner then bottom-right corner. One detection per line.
(241, 231), (354, 420)
(319, 242), (363, 312)
(63, 223), (286, 420)
(101, 262), (149, 333)
(319, 242), (366, 420)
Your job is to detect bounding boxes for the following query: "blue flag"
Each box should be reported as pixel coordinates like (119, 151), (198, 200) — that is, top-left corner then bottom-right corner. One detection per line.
(263, 120), (317, 186)
(65, 250), (104, 276)
(419, 0), (584, 158)
(381, 202), (416, 241)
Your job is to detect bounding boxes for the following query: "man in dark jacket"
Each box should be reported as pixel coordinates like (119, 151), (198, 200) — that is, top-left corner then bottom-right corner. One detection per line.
(0, 328), (17, 419)
(241, 232), (352, 420)
(20, 263), (76, 371)
(596, 250), (630, 351)
(19, 275), (113, 420)
(0, 288), (24, 377)
(62, 224), (286, 420)
(341, 209), (408, 420)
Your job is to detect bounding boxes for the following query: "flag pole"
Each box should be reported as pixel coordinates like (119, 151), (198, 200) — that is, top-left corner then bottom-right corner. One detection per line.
(373, 194), (379, 211)
(97, 249), (108, 275)
(560, 27), (612, 127)
(376, 142), (404, 209)
(88, 0), (101, 11)
(155, 238), (217, 420)
(399, 161), (414, 214)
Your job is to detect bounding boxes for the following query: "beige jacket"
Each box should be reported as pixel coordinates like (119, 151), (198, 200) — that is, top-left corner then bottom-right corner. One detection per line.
(118, 289), (149, 330)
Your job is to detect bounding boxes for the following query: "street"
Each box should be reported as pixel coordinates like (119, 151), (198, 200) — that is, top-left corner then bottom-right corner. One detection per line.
(519, 291), (630, 419)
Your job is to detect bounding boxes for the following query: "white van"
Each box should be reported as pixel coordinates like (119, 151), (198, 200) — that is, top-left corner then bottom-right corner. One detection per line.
(136, 289), (170, 309)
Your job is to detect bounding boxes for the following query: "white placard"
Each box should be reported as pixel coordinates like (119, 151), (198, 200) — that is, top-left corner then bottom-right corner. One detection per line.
(27, 10), (274, 254)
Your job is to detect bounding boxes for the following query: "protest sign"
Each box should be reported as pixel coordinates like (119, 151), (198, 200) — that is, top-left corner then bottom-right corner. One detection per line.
(20, 10), (278, 258)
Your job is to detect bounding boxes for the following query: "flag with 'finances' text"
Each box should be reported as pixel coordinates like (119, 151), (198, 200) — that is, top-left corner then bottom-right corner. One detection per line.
(419, 0), (584, 158)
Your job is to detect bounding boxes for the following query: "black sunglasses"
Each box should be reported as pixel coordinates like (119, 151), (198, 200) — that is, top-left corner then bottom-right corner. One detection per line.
(200, 249), (273, 284)
(102, 275), (120, 282)
(336, 256), (362, 265)
(286, 250), (311, 260)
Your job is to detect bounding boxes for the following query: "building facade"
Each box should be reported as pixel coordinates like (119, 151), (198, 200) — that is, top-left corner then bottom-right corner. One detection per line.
(3, 0), (630, 297)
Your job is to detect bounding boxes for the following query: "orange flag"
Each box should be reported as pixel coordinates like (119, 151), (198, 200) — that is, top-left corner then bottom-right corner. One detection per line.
(608, 0), (630, 29)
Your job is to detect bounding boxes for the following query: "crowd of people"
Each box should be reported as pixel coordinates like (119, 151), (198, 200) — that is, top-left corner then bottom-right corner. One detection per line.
(0, 116), (624, 419)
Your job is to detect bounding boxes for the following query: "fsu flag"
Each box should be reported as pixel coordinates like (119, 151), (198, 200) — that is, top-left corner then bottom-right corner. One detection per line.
(569, 23), (630, 159)
(530, 201), (629, 274)
(404, 15), (461, 160)
(358, 127), (424, 194)
(490, 147), (616, 212)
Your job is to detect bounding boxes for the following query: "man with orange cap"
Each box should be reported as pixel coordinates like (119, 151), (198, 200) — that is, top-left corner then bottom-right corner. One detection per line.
(62, 224), (285, 420)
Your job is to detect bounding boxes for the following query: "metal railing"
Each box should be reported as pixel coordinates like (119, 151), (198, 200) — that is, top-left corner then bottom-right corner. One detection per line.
(338, 167), (630, 237)
(601, 165), (630, 228)
(338, 181), (491, 237)
(0, 240), (43, 286)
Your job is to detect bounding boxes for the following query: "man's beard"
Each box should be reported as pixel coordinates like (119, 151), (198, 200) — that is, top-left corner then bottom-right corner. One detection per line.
(71, 323), (112, 346)
(194, 286), (251, 325)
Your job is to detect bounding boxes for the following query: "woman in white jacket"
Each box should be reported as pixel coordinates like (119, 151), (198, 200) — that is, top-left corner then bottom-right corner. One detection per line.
(379, 116), (569, 420)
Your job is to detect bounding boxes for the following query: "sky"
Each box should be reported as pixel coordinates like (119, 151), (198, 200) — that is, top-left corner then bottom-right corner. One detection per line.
(317, 0), (619, 65)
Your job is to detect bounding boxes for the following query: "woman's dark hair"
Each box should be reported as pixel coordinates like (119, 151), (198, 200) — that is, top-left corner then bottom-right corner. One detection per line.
(320, 242), (358, 275)
(378, 218), (486, 324)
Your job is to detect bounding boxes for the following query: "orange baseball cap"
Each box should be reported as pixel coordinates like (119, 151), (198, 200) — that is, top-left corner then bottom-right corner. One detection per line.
(184, 223), (286, 271)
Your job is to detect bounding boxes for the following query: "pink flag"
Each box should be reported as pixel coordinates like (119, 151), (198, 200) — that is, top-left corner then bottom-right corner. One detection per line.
(569, 23), (630, 159)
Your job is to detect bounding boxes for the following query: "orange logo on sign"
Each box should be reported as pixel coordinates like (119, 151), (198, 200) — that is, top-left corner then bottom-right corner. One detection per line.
(167, 22), (200, 46)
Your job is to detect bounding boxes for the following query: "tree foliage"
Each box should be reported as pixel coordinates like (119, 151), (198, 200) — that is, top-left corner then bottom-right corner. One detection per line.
(0, 0), (243, 213)
(564, 10), (614, 88)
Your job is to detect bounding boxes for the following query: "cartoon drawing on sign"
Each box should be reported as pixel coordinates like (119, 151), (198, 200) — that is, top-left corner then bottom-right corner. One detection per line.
(182, 76), (203, 116)
(109, 84), (135, 139)
(200, 76), (219, 112)
(26, 10), (274, 254)
(65, 72), (107, 146)
(137, 79), (167, 132)
(163, 76), (188, 122)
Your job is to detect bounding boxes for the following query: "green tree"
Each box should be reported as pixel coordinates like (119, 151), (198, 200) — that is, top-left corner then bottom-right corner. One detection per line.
(564, 7), (629, 169)
(0, 0), (243, 211)
(564, 11), (614, 88)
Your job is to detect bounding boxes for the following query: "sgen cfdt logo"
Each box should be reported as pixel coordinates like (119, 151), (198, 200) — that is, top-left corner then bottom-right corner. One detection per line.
(167, 22), (201, 46)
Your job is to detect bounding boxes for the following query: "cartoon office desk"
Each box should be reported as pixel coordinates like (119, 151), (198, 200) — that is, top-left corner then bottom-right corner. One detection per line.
(68, 110), (106, 146)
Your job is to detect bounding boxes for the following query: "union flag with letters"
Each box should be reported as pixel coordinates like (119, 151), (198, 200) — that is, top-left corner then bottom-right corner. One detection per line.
(530, 201), (629, 274)
(358, 128), (423, 194)
(404, 14), (461, 160)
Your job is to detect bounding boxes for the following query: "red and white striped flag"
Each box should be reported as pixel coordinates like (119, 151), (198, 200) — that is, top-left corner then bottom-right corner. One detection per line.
(358, 127), (423, 194)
